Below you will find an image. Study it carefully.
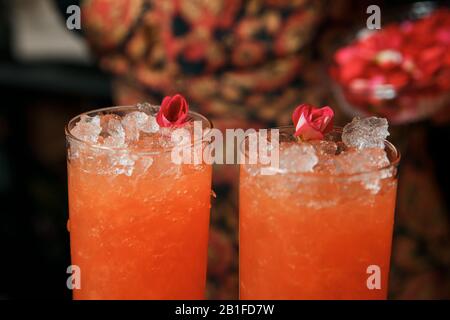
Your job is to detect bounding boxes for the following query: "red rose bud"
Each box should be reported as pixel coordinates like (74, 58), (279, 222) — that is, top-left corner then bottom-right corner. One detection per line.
(292, 104), (334, 141)
(156, 94), (189, 127)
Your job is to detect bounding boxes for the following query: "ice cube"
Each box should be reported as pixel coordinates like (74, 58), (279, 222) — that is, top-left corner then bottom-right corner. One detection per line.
(103, 117), (126, 148)
(121, 116), (138, 142)
(309, 140), (338, 156)
(342, 117), (389, 149)
(122, 112), (160, 142)
(335, 148), (392, 193)
(110, 152), (137, 176)
(334, 148), (390, 174)
(71, 115), (102, 144)
(137, 102), (159, 114)
(279, 143), (318, 173)
(140, 115), (160, 133)
(306, 140), (338, 174)
(121, 112), (146, 142)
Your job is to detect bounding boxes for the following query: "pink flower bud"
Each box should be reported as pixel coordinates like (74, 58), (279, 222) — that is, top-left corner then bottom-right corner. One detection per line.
(156, 94), (189, 127)
(292, 104), (334, 141)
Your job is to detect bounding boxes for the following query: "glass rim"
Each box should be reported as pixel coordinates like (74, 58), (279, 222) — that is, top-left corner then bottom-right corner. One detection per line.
(65, 105), (214, 155)
(240, 125), (401, 178)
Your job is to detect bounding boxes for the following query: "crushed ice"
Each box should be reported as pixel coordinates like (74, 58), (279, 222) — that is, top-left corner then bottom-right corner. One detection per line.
(71, 115), (102, 144)
(121, 111), (159, 142)
(279, 143), (318, 173)
(342, 117), (389, 149)
(69, 110), (163, 175)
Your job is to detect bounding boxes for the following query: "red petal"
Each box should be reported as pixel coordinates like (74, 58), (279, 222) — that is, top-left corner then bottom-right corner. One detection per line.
(292, 104), (334, 140)
(292, 104), (313, 126)
(310, 106), (334, 133)
(156, 94), (189, 127)
(296, 121), (324, 140)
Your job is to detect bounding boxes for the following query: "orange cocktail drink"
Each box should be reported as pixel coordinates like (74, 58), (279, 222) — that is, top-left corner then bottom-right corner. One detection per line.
(66, 104), (212, 299)
(240, 123), (400, 299)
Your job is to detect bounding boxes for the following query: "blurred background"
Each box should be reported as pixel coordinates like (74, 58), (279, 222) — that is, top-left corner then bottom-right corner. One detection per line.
(0, 0), (449, 299)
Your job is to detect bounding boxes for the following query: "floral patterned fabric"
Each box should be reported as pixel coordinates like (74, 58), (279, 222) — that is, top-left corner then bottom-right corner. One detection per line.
(81, 0), (325, 128)
(79, 0), (450, 299)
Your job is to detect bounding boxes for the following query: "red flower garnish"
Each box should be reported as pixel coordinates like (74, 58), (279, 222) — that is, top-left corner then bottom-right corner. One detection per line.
(156, 94), (189, 127)
(292, 104), (334, 141)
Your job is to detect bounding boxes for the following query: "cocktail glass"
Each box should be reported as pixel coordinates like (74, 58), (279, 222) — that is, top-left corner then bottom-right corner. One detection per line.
(65, 105), (212, 299)
(239, 127), (400, 299)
